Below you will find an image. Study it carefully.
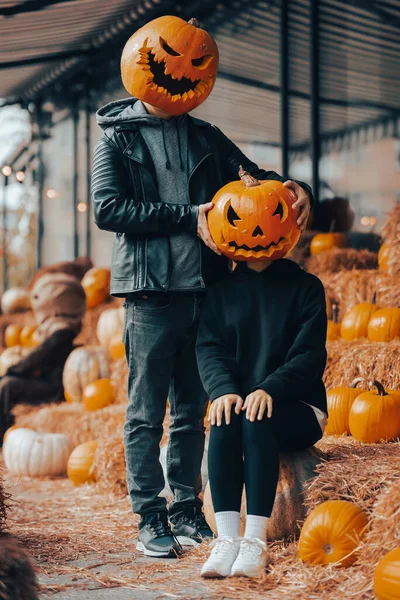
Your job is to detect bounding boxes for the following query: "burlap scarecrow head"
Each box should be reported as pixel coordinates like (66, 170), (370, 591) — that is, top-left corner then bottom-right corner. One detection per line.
(31, 273), (86, 341)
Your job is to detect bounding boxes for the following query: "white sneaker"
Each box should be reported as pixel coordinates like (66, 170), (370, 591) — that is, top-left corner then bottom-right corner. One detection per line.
(231, 537), (269, 579)
(201, 537), (240, 578)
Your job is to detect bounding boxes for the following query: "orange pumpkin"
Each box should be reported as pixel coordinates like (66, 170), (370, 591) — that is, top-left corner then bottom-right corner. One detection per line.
(20, 325), (39, 347)
(348, 380), (400, 443)
(121, 16), (218, 116)
(327, 304), (341, 341)
(82, 379), (115, 412)
(310, 232), (348, 255)
(374, 547), (400, 600)
(368, 307), (400, 342)
(208, 167), (301, 262)
(298, 499), (368, 566)
(325, 378), (366, 436)
(81, 267), (110, 309)
(67, 440), (98, 486)
(204, 448), (322, 541)
(340, 299), (379, 341)
(378, 242), (390, 272)
(109, 332), (125, 360)
(4, 324), (23, 348)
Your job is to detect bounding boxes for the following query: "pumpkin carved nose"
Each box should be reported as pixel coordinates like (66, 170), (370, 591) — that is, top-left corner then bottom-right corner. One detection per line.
(252, 225), (264, 237)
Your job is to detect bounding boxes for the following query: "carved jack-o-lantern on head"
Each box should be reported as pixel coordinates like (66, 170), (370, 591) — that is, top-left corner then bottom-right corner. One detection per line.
(208, 167), (301, 262)
(121, 15), (219, 116)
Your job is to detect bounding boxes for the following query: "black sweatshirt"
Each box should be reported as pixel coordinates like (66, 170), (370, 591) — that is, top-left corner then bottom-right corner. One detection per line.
(196, 259), (327, 414)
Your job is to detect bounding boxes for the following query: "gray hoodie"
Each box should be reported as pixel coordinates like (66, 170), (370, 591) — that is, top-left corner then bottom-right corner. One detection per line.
(96, 98), (201, 291)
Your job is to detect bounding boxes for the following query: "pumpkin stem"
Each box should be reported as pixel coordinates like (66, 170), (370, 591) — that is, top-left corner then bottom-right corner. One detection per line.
(332, 304), (339, 324)
(373, 380), (388, 396)
(239, 165), (260, 187)
(372, 291), (377, 305)
(350, 377), (364, 389)
(188, 17), (200, 27)
(329, 218), (336, 233)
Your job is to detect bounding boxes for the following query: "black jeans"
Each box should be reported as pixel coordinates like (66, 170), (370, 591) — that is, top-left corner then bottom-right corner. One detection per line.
(208, 399), (322, 517)
(123, 292), (208, 516)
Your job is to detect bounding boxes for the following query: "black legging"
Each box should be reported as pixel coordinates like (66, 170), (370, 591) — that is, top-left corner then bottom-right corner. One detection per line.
(208, 400), (323, 518)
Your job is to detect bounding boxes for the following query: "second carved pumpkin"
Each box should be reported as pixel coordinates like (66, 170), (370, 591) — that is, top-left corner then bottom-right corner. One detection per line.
(208, 167), (301, 262)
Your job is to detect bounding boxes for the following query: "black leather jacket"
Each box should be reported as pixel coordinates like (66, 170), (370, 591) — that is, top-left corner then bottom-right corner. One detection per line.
(92, 114), (312, 296)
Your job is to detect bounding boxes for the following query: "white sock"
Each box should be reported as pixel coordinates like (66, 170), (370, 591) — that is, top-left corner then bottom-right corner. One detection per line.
(215, 511), (240, 538)
(244, 515), (268, 542)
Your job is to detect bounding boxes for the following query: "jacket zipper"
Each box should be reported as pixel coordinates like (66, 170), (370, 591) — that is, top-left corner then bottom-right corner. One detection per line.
(188, 152), (212, 289)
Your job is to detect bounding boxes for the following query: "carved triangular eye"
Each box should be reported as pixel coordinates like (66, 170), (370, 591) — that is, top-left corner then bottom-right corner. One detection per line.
(273, 200), (284, 220)
(159, 37), (181, 57)
(227, 204), (241, 227)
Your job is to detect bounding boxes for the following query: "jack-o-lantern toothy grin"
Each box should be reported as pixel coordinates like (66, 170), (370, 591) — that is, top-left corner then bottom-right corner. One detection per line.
(121, 16), (219, 116)
(208, 167), (301, 262)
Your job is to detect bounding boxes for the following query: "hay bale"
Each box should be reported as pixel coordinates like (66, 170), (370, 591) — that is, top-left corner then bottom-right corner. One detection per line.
(13, 402), (126, 447)
(359, 478), (400, 565)
(306, 248), (377, 277)
(321, 270), (400, 319)
(381, 203), (400, 275)
(0, 535), (39, 600)
(110, 358), (128, 404)
(308, 437), (400, 513)
(324, 339), (400, 390)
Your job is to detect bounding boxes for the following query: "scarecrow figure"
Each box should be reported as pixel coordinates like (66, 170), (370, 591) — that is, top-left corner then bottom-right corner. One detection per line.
(92, 14), (312, 558)
(0, 273), (86, 441)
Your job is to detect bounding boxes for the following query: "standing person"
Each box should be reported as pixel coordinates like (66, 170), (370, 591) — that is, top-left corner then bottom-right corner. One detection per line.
(92, 15), (312, 559)
(0, 273), (86, 442)
(196, 253), (327, 579)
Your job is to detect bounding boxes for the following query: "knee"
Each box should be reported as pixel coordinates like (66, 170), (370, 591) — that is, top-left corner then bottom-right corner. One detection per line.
(243, 415), (275, 444)
(210, 410), (241, 441)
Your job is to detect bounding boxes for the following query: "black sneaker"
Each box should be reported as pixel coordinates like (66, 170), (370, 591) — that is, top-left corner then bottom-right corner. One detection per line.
(137, 512), (182, 558)
(169, 507), (214, 547)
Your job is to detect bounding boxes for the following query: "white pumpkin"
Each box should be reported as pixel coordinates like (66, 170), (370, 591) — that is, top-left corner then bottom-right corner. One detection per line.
(0, 346), (30, 376)
(1, 288), (31, 314)
(3, 428), (72, 477)
(96, 307), (124, 347)
(63, 345), (110, 403)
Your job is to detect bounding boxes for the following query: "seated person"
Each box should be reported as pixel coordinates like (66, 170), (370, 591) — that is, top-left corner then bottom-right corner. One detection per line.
(196, 256), (327, 579)
(0, 273), (86, 442)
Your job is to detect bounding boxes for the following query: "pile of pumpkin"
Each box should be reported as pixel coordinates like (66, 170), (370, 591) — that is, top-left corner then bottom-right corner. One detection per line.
(326, 296), (400, 343)
(1, 266), (128, 487)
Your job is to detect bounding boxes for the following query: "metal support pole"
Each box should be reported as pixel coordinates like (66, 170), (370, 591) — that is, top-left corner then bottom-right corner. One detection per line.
(280, 0), (289, 179)
(85, 92), (92, 259)
(2, 174), (8, 292)
(72, 102), (79, 259)
(36, 105), (45, 269)
(311, 0), (320, 204)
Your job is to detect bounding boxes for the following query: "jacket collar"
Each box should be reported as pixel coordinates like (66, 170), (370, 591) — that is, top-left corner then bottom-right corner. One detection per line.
(118, 115), (213, 179)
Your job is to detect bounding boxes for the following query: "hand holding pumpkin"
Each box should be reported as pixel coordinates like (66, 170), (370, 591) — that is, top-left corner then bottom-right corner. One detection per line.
(209, 394), (243, 426)
(198, 202), (221, 255)
(283, 180), (311, 231)
(243, 389), (273, 421)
